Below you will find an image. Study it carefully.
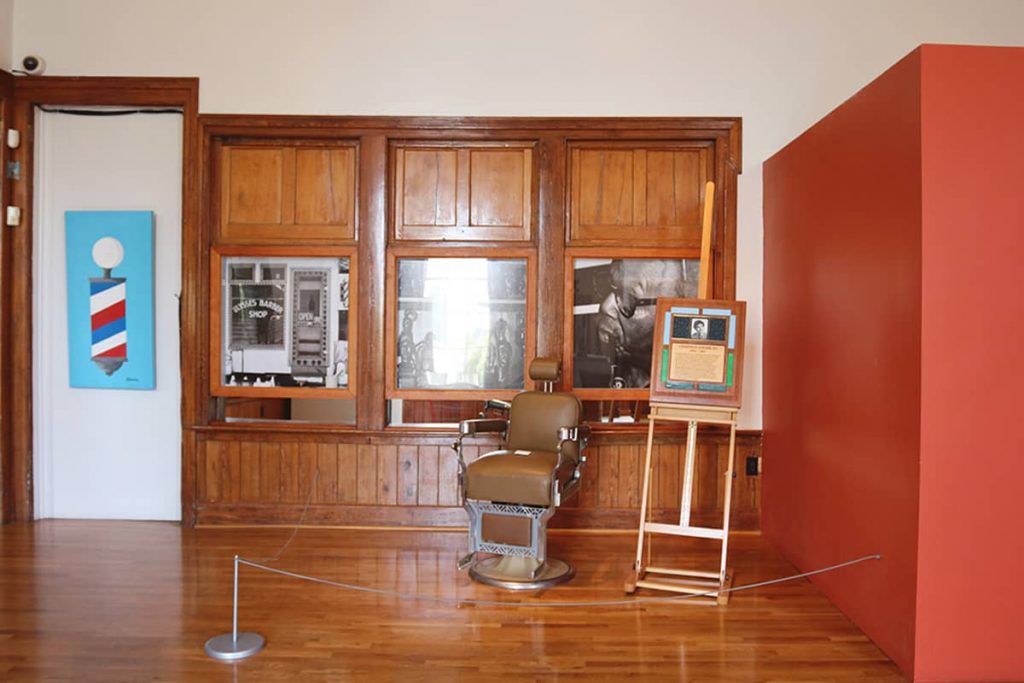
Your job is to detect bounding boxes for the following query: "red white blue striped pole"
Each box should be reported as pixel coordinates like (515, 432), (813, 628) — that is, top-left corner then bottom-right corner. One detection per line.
(90, 237), (127, 376)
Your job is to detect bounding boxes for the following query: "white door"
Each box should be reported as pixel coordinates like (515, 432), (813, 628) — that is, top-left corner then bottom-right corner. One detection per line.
(33, 108), (183, 520)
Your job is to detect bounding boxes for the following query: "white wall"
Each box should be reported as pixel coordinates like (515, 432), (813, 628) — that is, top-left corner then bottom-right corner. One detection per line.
(13, 0), (1024, 428)
(0, 0), (12, 70)
(33, 110), (183, 520)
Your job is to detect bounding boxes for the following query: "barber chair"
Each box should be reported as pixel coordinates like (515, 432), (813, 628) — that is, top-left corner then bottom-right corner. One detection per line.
(451, 358), (590, 589)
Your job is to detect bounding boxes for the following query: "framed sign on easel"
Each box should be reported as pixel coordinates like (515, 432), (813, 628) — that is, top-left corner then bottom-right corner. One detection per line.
(625, 296), (746, 604)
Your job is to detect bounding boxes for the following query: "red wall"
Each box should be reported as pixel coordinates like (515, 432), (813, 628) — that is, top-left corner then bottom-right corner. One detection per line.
(915, 45), (1024, 682)
(762, 49), (924, 675)
(765, 44), (1024, 682)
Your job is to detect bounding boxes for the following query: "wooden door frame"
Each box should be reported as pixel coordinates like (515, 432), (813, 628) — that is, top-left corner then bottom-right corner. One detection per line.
(0, 68), (14, 522)
(0, 76), (199, 523)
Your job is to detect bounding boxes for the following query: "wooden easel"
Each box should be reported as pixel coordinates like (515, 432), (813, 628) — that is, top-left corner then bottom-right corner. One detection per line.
(625, 402), (738, 604)
(624, 181), (739, 605)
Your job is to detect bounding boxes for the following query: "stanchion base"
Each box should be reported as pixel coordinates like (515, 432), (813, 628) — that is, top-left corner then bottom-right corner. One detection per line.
(204, 632), (265, 661)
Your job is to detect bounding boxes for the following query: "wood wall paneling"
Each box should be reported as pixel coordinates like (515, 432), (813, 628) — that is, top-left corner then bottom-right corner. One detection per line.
(195, 431), (760, 530)
(394, 143), (533, 242)
(190, 116), (743, 530)
(569, 142), (712, 247)
(356, 135), (387, 430)
(535, 135), (566, 360)
(218, 143), (357, 243)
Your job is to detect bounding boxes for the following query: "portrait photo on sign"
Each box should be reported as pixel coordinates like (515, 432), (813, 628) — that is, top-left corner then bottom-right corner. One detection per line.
(218, 254), (352, 391)
(671, 315), (728, 341)
(572, 257), (699, 389)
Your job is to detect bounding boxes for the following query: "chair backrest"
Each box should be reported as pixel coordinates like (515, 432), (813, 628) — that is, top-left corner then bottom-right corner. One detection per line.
(505, 358), (582, 461)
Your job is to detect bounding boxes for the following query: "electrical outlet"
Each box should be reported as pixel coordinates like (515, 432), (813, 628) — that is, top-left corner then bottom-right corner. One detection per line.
(745, 455), (760, 476)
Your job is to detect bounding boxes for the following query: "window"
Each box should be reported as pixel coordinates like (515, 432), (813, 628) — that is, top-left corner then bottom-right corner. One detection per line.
(211, 247), (357, 402)
(386, 250), (535, 425)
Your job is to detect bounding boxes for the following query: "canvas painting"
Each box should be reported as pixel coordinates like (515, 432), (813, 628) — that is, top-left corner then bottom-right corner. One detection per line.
(65, 210), (155, 389)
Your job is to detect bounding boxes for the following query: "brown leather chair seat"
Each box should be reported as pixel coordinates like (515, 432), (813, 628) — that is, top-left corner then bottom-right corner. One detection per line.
(465, 450), (576, 507)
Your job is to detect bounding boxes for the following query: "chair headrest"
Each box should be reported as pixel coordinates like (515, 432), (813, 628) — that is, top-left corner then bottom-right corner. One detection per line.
(529, 358), (561, 382)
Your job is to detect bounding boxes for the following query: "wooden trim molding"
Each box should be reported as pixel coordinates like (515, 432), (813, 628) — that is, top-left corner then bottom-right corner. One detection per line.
(0, 69), (14, 522)
(1, 77), (199, 523)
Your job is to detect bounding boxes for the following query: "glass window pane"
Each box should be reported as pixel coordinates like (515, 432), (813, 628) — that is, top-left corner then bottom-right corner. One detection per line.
(580, 399), (650, 424)
(572, 258), (698, 389)
(387, 399), (485, 427)
(396, 257), (527, 391)
(217, 397), (356, 425)
(221, 255), (351, 390)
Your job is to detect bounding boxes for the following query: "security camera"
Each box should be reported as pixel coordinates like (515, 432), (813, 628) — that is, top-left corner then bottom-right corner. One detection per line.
(21, 55), (46, 76)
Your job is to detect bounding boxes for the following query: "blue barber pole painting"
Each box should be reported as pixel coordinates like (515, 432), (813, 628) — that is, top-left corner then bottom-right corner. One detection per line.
(66, 211), (155, 389)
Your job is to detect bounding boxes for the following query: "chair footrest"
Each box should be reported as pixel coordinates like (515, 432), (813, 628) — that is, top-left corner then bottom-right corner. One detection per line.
(474, 501), (548, 519)
(477, 540), (534, 557)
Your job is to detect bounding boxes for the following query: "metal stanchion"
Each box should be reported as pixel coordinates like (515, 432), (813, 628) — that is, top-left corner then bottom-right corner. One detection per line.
(204, 555), (265, 661)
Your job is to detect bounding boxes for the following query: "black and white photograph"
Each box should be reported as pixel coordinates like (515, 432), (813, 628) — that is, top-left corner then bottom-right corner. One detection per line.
(573, 257), (699, 389)
(691, 317), (709, 339)
(222, 256), (351, 389)
(672, 314), (729, 342)
(396, 257), (527, 390)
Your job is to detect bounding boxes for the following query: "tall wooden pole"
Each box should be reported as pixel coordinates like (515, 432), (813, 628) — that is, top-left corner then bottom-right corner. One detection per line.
(697, 181), (715, 300)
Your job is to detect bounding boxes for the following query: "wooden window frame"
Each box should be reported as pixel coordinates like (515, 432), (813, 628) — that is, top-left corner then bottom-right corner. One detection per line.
(209, 244), (358, 400)
(384, 245), (537, 401)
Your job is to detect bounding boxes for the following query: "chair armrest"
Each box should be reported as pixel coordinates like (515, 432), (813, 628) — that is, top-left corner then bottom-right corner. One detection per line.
(556, 424), (592, 471)
(557, 424), (591, 445)
(552, 424), (592, 505)
(452, 418), (508, 505)
(459, 418), (508, 437)
(480, 399), (511, 416)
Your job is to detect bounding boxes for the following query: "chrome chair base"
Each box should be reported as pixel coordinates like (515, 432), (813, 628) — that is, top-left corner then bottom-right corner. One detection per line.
(468, 555), (575, 590)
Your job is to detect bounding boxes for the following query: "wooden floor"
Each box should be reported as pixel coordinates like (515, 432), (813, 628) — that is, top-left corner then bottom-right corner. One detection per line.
(0, 521), (904, 682)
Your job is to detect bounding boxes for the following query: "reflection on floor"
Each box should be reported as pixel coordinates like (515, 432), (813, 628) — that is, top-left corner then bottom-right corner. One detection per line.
(0, 521), (904, 681)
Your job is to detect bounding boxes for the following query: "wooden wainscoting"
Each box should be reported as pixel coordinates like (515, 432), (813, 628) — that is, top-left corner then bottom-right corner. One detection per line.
(194, 429), (761, 529)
